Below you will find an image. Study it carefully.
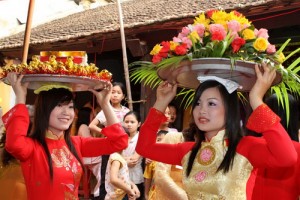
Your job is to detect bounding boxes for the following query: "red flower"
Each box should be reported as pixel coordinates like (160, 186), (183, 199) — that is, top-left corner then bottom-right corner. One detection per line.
(206, 10), (218, 18)
(232, 10), (243, 17)
(174, 43), (188, 55)
(152, 54), (163, 64)
(231, 37), (246, 53)
(160, 41), (171, 53)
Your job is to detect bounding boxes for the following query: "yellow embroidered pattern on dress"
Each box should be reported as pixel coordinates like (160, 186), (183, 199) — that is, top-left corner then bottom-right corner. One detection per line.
(182, 130), (253, 200)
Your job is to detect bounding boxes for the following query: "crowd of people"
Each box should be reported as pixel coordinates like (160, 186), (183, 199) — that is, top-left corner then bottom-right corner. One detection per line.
(0, 61), (300, 200)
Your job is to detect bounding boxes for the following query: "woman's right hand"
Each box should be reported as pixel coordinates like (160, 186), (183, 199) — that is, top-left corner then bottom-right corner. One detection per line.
(153, 81), (177, 113)
(6, 72), (28, 104)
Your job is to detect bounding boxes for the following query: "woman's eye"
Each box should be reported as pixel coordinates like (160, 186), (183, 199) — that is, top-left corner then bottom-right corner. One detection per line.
(208, 102), (216, 106)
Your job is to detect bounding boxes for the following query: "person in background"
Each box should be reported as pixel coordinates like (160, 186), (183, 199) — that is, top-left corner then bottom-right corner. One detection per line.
(3, 73), (128, 199)
(168, 103), (178, 131)
(252, 93), (300, 199)
(105, 127), (140, 200)
(159, 106), (178, 133)
(0, 130), (27, 200)
(143, 130), (168, 200)
(89, 82), (130, 132)
(76, 107), (102, 199)
(0, 107), (4, 138)
(136, 63), (297, 199)
(152, 131), (188, 200)
(122, 111), (144, 200)
(89, 81), (130, 200)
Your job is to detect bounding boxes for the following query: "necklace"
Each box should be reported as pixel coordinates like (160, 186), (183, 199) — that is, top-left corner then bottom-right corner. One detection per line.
(197, 144), (216, 166)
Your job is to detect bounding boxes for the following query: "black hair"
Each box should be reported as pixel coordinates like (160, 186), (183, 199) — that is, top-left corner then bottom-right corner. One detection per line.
(123, 111), (141, 123)
(157, 130), (168, 136)
(113, 82), (127, 96)
(265, 93), (299, 142)
(75, 107), (92, 133)
(0, 131), (13, 166)
(30, 88), (84, 180)
(186, 80), (243, 176)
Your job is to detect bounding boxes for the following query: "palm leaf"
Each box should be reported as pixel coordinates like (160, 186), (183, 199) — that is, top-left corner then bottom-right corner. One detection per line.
(177, 88), (195, 109)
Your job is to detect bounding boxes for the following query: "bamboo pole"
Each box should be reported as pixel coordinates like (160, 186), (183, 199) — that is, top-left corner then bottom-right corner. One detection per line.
(22, 0), (35, 63)
(116, 0), (133, 110)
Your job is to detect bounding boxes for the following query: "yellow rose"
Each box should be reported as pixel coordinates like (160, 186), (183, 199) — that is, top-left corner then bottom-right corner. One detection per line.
(150, 44), (162, 55)
(253, 38), (268, 52)
(242, 29), (255, 40)
(170, 41), (178, 51)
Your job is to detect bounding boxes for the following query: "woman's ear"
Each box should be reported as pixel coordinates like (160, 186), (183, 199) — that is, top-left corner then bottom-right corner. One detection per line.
(138, 122), (141, 127)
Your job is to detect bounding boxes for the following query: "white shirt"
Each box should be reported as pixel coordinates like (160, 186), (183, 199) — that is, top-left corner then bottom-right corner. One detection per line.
(122, 132), (144, 184)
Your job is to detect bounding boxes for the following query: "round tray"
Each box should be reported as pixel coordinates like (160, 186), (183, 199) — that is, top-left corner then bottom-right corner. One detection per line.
(157, 58), (282, 91)
(1, 74), (109, 92)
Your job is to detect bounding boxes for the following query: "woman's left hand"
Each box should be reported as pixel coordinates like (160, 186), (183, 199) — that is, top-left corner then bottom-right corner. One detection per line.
(249, 62), (276, 110)
(89, 81), (112, 106)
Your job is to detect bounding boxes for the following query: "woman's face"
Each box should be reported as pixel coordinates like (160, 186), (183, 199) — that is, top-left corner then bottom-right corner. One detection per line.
(48, 101), (75, 135)
(123, 114), (140, 135)
(169, 106), (177, 123)
(111, 85), (125, 105)
(162, 106), (171, 126)
(193, 87), (225, 139)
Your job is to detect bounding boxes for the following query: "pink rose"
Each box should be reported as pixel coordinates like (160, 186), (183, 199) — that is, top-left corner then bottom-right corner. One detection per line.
(255, 28), (269, 39)
(173, 36), (181, 43)
(181, 37), (193, 49)
(181, 27), (191, 37)
(193, 24), (205, 37)
(266, 44), (276, 54)
(227, 20), (241, 33)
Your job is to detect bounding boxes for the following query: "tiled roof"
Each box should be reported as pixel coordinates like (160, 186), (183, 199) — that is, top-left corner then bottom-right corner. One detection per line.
(0, 0), (299, 51)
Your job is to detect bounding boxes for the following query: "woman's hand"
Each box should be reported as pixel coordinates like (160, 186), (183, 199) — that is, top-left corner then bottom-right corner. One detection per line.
(6, 72), (28, 104)
(249, 63), (276, 110)
(89, 81), (112, 107)
(153, 81), (177, 113)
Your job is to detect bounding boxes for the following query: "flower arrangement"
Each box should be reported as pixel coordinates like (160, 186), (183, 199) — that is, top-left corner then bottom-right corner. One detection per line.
(130, 9), (300, 121)
(150, 10), (283, 65)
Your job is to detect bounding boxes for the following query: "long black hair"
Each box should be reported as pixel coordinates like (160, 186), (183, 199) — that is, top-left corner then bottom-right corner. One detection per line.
(75, 107), (92, 133)
(185, 80), (243, 176)
(30, 88), (84, 180)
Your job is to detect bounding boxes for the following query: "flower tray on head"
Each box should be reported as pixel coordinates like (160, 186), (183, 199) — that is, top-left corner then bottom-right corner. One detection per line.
(157, 58), (282, 91)
(0, 51), (112, 92)
(40, 51), (87, 65)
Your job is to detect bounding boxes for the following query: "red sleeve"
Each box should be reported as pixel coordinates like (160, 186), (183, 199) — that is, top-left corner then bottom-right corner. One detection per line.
(136, 108), (194, 166)
(238, 104), (297, 168)
(3, 104), (34, 161)
(79, 123), (128, 157)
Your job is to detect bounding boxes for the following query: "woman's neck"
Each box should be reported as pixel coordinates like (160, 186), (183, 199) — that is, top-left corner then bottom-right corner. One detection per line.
(204, 129), (225, 142)
(112, 103), (122, 110)
(46, 130), (64, 140)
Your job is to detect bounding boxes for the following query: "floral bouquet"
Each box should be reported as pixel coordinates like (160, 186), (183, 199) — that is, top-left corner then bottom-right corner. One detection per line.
(151, 10), (280, 64)
(130, 9), (300, 120)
